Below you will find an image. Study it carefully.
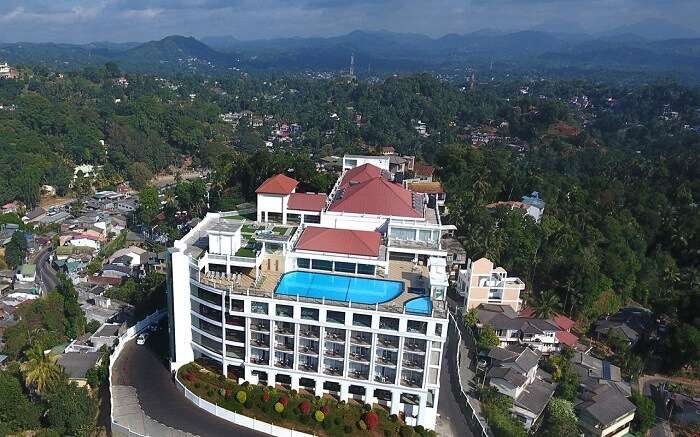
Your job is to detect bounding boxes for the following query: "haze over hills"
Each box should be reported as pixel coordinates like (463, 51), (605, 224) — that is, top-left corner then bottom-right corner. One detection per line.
(1, 28), (699, 80)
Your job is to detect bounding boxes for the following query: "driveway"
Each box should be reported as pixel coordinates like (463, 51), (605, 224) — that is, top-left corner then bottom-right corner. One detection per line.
(112, 338), (264, 437)
(436, 317), (475, 437)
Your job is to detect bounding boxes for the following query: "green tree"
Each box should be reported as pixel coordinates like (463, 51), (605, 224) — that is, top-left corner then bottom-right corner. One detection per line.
(128, 162), (154, 191)
(538, 398), (579, 437)
(20, 343), (65, 395)
(630, 392), (655, 434)
(463, 308), (479, 328)
(45, 382), (98, 437)
(4, 231), (26, 268)
(138, 185), (159, 224)
(477, 325), (500, 351)
(0, 369), (41, 432)
(55, 274), (86, 339)
(530, 290), (562, 319)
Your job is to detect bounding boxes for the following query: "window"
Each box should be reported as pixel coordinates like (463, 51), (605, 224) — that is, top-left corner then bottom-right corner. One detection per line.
(430, 351), (440, 366)
(418, 229), (435, 242)
(357, 264), (375, 275)
(390, 227), (415, 241)
(251, 301), (268, 314)
(353, 314), (372, 328)
(326, 311), (345, 325)
(434, 323), (443, 336)
(345, 159), (357, 168)
(191, 315), (222, 338)
(379, 317), (399, 331)
(230, 299), (244, 312)
(297, 258), (310, 269)
(311, 259), (332, 271)
(276, 305), (293, 317)
(192, 331), (222, 354)
(301, 307), (319, 320)
(334, 262), (355, 274)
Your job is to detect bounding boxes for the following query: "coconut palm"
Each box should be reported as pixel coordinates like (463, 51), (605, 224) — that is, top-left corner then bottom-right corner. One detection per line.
(20, 343), (65, 394)
(530, 290), (562, 320)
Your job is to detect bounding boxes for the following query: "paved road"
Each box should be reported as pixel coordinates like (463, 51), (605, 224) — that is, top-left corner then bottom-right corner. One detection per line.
(113, 339), (264, 437)
(35, 247), (57, 292)
(436, 317), (475, 437)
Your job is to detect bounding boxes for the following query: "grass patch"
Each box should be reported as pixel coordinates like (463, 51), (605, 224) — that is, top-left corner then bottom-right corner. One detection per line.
(271, 227), (288, 236)
(235, 247), (257, 258)
(177, 362), (435, 437)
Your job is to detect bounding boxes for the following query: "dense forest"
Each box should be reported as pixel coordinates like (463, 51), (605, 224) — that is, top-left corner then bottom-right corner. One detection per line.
(1, 66), (699, 374)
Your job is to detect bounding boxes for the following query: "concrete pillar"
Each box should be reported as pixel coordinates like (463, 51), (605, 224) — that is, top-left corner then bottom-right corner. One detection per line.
(264, 211), (269, 222)
(314, 379), (323, 397)
(267, 371), (276, 388)
(417, 394), (428, 427)
(390, 390), (401, 415)
(339, 383), (349, 402)
(291, 374), (300, 391)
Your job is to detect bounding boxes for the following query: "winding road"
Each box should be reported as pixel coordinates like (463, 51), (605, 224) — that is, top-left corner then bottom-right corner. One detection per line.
(35, 247), (57, 293)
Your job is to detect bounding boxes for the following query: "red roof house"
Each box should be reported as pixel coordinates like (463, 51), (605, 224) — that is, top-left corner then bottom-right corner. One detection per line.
(288, 193), (327, 211)
(255, 174), (299, 195)
(339, 163), (386, 189)
(330, 177), (422, 218)
(295, 227), (381, 257)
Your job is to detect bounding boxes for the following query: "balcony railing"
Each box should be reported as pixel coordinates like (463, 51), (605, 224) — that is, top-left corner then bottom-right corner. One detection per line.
(323, 367), (342, 376)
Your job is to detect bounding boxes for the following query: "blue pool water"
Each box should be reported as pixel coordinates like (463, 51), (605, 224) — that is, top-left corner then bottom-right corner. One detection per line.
(275, 271), (403, 305)
(404, 296), (433, 315)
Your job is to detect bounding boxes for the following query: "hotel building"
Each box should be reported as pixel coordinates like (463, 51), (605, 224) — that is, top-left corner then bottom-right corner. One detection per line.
(167, 157), (453, 429)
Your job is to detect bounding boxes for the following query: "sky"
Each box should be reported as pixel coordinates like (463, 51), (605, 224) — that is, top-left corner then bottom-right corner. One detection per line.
(0, 0), (698, 43)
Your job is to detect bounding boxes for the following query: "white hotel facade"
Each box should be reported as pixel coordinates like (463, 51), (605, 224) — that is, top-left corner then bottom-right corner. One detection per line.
(167, 156), (454, 429)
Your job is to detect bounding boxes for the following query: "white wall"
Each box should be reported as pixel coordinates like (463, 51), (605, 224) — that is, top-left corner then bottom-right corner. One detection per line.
(342, 156), (390, 171)
(257, 193), (288, 222)
(170, 251), (194, 370)
(320, 213), (387, 232)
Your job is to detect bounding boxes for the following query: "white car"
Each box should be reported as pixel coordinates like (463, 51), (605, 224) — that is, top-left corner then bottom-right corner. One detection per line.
(136, 333), (149, 345)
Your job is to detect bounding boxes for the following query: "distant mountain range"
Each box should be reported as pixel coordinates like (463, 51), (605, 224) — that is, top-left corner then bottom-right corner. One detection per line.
(1, 28), (700, 80)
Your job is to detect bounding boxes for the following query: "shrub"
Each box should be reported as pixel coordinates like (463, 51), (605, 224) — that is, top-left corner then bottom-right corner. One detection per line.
(358, 419), (367, 430)
(279, 396), (289, 407)
(244, 399), (252, 409)
(225, 388), (232, 399)
(344, 425), (353, 434)
(314, 410), (325, 422)
(194, 382), (201, 389)
(262, 392), (270, 403)
(299, 400), (312, 415)
(363, 403), (372, 412)
(322, 419), (331, 430)
(364, 411), (379, 430)
(400, 425), (415, 437)
(274, 402), (285, 413)
(290, 389), (298, 397)
(390, 414), (399, 422)
(321, 405), (330, 416)
(236, 390), (247, 404)
(185, 372), (196, 382)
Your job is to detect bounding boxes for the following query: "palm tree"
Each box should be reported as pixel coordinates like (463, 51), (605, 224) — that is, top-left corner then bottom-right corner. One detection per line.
(530, 290), (562, 320)
(20, 343), (65, 395)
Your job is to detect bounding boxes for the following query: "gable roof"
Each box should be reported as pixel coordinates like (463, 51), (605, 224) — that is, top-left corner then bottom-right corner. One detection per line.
(255, 174), (299, 195)
(339, 163), (387, 189)
(288, 193), (327, 211)
(329, 177), (422, 218)
(577, 385), (636, 427)
(413, 163), (434, 178)
(57, 351), (100, 379)
(295, 226), (381, 257)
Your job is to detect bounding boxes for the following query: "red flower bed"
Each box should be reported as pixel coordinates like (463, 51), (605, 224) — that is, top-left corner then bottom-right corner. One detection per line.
(364, 411), (379, 430)
(279, 396), (289, 407)
(299, 400), (312, 415)
(262, 392), (270, 402)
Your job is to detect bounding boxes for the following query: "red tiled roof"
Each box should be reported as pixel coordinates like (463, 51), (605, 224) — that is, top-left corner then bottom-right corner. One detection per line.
(339, 163), (386, 189)
(556, 330), (579, 348)
(295, 227), (381, 257)
(520, 306), (576, 331)
(414, 163), (434, 177)
(330, 177), (422, 218)
(288, 193), (327, 211)
(553, 314), (576, 331)
(255, 174), (299, 195)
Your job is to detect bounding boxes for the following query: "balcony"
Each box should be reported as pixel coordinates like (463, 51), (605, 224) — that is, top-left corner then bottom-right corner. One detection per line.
(324, 348), (344, 359)
(325, 329), (346, 342)
(275, 323), (295, 336)
(401, 372), (423, 388)
(350, 333), (371, 346)
(377, 335), (399, 350)
(374, 373), (396, 384)
(298, 361), (318, 372)
(274, 359), (293, 369)
(275, 342), (294, 352)
(299, 326), (320, 339)
(348, 351), (370, 363)
(375, 355), (397, 367)
(250, 322), (270, 332)
(404, 340), (426, 354)
(250, 355), (269, 364)
(348, 370), (369, 380)
(323, 366), (343, 376)
(298, 345), (319, 355)
(402, 358), (424, 370)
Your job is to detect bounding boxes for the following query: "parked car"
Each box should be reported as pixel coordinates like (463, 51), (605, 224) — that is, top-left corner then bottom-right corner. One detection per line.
(136, 333), (149, 345)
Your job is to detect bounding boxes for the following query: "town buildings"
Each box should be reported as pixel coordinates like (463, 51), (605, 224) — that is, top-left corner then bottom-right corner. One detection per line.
(167, 156), (456, 429)
(456, 257), (526, 311)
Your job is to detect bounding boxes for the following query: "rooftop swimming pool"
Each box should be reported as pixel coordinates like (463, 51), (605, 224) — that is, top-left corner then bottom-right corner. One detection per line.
(275, 271), (404, 305)
(404, 296), (433, 316)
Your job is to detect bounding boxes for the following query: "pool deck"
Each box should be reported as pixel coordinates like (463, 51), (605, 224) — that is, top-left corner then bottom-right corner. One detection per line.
(195, 257), (442, 317)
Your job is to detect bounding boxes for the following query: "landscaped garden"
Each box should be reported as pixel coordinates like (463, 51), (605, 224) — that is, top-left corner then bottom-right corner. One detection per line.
(178, 362), (436, 437)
